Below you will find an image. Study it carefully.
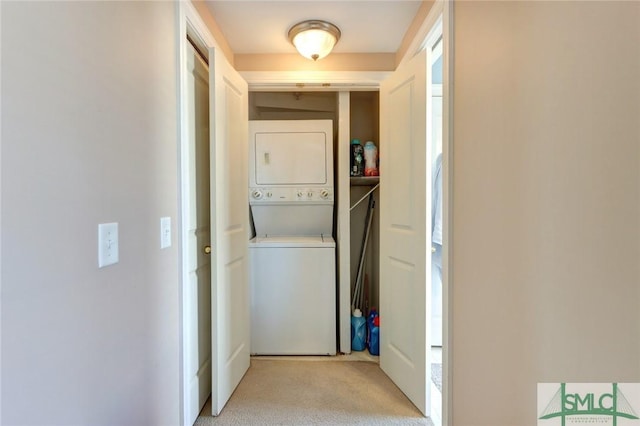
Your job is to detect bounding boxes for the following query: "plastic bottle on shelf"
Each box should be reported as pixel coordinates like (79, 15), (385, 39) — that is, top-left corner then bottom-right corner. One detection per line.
(351, 308), (366, 351)
(350, 139), (364, 177)
(364, 141), (379, 176)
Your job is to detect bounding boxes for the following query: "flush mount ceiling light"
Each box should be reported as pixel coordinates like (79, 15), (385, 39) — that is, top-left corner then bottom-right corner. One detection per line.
(288, 20), (341, 61)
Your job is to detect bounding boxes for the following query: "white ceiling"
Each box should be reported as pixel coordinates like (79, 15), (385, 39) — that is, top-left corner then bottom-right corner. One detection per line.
(204, 1), (423, 55)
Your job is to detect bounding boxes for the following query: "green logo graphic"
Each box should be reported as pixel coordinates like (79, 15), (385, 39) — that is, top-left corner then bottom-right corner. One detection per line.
(539, 383), (639, 426)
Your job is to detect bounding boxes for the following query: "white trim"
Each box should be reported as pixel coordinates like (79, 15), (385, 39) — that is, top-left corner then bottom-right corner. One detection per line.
(0, 0), (3, 422)
(180, 1), (217, 49)
(336, 91), (351, 354)
(240, 71), (390, 91)
(177, 2), (217, 425)
(441, 1), (454, 425)
(423, 14), (443, 422)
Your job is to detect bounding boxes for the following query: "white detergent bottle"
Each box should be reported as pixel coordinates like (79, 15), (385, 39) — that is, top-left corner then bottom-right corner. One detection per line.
(364, 141), (378, 176)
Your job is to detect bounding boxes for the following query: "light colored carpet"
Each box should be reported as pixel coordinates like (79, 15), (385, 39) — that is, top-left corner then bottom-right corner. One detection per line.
(196, 359), (434, 425)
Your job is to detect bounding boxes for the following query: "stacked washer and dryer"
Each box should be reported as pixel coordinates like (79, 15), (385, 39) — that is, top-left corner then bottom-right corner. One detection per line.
(248, 120), (336, 355)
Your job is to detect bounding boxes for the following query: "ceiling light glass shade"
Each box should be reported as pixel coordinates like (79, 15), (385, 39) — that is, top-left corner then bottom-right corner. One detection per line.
(288, 20), (341, 61)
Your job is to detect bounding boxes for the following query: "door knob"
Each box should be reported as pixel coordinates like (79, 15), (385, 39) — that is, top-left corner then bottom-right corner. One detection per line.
(204, 245), (212, 255)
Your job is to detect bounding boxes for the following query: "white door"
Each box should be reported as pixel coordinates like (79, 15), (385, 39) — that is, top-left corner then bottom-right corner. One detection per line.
(184, 43), (212, 425)
(209, 47), (250, 416)
(379, 48), (430, 416)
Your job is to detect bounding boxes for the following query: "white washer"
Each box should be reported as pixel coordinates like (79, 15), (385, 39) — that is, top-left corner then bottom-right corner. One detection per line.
(250, 236), (335, 355)
(248, 120), (336, 355)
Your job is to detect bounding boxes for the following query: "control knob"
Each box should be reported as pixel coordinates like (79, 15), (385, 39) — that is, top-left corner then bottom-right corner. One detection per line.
(252, 190), (263, 199)
(296, 190), (304, 198)
(320, 189), (330, 199)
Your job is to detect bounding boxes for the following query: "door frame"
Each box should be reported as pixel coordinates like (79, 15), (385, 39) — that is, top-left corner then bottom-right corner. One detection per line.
(442, 2), (453, 424)
(177, 0), (454, 423)
(393, 3), (453, 424)
(177, 2), (218, 425)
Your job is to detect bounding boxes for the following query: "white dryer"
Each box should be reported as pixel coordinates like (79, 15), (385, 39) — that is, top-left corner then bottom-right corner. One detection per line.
(248, 119), (336, 355)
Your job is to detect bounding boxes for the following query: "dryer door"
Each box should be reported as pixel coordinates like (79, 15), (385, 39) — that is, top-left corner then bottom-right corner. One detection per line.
(254, 131), (328, 185)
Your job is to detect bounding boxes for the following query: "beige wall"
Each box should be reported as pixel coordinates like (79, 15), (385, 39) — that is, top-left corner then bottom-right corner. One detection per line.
(396, 0), (435, 66)
(1, 2), (181, 424)
(452, 1), (640, 424)
(235, 53), (395, 72)
(191, 0), (234, 65)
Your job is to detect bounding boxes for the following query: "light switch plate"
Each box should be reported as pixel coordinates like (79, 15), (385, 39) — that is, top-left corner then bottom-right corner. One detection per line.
(160, 217), (171, 249)
(98, 222), (119, 268)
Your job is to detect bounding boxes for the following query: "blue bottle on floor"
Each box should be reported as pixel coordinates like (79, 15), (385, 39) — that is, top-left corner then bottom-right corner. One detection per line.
(351, 309), (366, 351)
(367, 307), (378, 347)
(369, 316), (380, 356)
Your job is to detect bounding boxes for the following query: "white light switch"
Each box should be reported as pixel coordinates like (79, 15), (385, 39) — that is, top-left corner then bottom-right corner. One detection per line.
(98, 222), (119, 268)
(160, 217), (171, 249)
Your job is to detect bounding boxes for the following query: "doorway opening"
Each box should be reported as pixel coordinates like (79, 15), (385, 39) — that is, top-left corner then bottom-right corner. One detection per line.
(178, 1), (452, 424)
(178, 4), (219, 424)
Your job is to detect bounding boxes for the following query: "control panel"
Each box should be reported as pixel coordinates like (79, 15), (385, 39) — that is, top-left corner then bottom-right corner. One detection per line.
(250, 187), (333, 203)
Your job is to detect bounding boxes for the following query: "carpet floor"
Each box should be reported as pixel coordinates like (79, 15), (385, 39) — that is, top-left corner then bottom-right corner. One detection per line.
(196, 359), (435, 425)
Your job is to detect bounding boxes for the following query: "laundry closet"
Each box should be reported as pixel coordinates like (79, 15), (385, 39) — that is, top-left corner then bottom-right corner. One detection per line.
(181, 4), (446, 419)
(247, 90), (381, 354)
